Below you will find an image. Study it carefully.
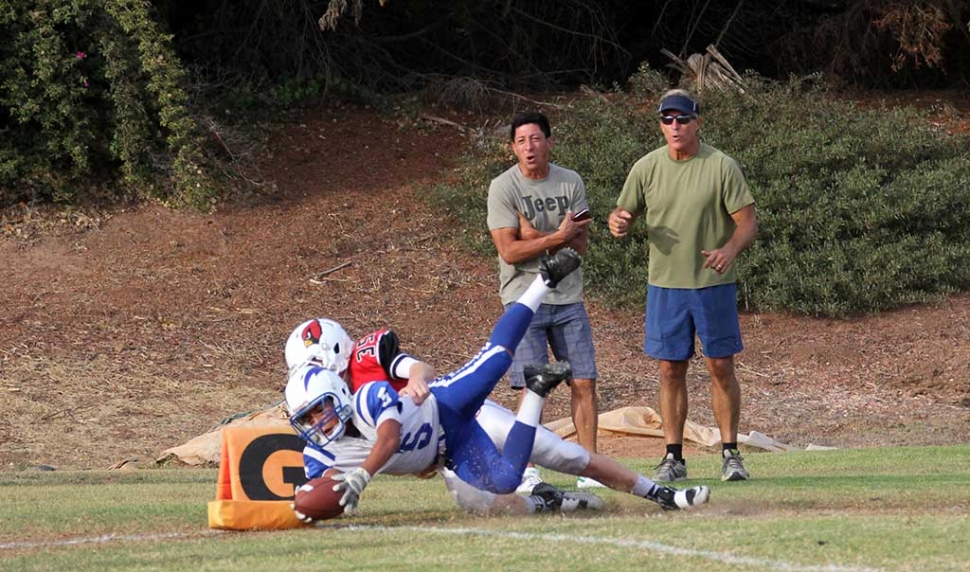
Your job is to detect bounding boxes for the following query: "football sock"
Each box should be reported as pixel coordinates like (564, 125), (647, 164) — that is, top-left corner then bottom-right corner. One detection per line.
(518, 276), (551, 311)
(516, 390), (544, 426)
(666, 444), (684, 462)
(632, 474), (660, 498)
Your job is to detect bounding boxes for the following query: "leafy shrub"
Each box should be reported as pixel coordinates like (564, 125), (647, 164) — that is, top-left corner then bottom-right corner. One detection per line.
(702, 76), (970, 314)
(626, 61), (669, 99)
(0, 0), (214, 208)
(430, 76), (970, 316)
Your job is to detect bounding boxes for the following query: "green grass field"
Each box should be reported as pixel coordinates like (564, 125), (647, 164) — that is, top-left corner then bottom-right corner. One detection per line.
(2, 446), (968, 572)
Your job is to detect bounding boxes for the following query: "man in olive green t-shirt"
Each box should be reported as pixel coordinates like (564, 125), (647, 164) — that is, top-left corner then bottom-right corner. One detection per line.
(608, 89), (758, 483)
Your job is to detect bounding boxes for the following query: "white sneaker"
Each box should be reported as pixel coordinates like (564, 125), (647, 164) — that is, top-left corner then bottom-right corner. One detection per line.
(576, 476), (607, 489)
(516, 467), (543, 494)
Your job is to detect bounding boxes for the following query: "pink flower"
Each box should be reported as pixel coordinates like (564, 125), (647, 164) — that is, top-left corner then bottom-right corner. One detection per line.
(76, 51), (86, 59)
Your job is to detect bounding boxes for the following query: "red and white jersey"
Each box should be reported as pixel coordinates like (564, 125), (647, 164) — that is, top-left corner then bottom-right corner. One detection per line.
(349, 329), (413, 393)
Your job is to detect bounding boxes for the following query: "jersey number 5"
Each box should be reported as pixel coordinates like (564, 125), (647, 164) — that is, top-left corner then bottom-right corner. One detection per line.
(399, 423), (432, 452)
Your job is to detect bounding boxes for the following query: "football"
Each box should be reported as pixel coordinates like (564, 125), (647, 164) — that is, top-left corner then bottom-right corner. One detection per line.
(293, 476), (344, 521)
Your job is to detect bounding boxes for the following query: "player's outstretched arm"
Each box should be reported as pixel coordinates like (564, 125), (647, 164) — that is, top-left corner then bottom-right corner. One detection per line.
(362, 418), (401, 477)
(333, 419), (401, 516)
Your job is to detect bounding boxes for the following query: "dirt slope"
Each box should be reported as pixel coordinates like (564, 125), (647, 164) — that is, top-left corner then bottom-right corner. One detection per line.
(1, 103), (968, 471)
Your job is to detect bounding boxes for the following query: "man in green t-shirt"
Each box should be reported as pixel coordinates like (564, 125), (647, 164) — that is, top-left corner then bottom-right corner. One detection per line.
(608, 90), (758, 482)
(487, 112), (604, 492)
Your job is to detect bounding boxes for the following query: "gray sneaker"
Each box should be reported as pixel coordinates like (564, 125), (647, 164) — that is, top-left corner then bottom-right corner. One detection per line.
(653, 453), (687, 482)
(561, 491), (606, 512)
(721, 449), (749, 481)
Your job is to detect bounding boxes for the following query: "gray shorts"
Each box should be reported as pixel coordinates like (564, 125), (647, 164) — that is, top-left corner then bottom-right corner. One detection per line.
(505, 301), (598, 388)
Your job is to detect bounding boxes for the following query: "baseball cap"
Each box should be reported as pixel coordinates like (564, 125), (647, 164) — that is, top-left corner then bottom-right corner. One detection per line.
(657, 93), (700, 115)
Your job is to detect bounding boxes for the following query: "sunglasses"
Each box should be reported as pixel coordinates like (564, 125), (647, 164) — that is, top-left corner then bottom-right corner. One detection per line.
(660, 115), (696, 125)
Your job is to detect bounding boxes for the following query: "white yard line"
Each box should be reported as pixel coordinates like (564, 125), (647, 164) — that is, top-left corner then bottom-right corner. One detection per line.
(1, 524), (886, 572)
(351, 525), (887, 572)
(0, 530), (223, 550)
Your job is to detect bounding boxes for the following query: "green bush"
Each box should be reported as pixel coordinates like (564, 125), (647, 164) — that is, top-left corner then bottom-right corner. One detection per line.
(0, 0), (214, 208)
(702, 77), (970, 314)
(430, 76), (970, 316)
(626, 61), (669, 100)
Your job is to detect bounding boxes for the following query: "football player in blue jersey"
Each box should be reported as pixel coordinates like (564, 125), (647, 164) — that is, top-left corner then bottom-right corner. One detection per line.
(285, 248), (710, 517)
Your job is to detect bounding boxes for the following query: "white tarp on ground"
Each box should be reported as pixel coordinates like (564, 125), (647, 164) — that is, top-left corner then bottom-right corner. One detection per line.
(157, 404), (803, 467)
(156, 404), (291, 466)
(544, 406), (800, 452)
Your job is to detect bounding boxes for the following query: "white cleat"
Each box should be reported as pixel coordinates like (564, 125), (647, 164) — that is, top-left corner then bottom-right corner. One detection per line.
(652, 485), (710, 510)
(576, 476), (607, 489)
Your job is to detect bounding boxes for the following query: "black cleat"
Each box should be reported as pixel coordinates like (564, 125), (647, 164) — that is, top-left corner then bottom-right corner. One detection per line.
(539, 247), (581, 288)
(529, 483), (564, 512)
(524, 361), (572, 397)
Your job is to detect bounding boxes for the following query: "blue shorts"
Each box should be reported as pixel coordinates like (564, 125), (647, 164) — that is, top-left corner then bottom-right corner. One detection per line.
(645, 284), (743, 361)
(505, 302), (597, 388)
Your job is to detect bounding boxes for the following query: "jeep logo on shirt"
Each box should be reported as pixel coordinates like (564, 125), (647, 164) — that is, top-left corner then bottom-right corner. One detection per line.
(520, 195), (569, 220)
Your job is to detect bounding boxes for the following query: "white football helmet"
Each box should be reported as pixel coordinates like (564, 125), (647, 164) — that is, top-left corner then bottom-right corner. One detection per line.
(285, 365), (354, 447)
(284, 318), (354, 375)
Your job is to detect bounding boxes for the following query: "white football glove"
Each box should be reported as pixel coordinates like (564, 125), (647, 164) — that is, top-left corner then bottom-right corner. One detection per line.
(291, 483), (315, 523)
(331, 467), (372, 516)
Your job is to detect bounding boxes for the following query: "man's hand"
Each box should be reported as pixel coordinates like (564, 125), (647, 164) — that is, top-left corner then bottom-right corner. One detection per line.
(516, 212), (589, 255)
(399, 361), (434, 405)
(331, 467), (372, 516)
(608, 208), (634, 238)
(703, 204), (758, 274)
(517, 213), (543, 240)
(400, 377), (431, 405)
(557, 211), (590, 241)
(702, 247), (738, 274)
